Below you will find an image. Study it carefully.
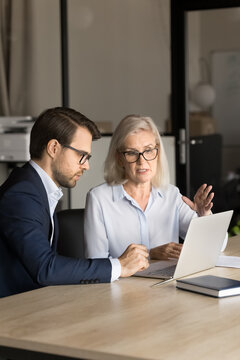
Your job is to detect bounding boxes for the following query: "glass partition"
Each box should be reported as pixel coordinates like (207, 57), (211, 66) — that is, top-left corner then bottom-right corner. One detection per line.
(187, 8), (240, 218)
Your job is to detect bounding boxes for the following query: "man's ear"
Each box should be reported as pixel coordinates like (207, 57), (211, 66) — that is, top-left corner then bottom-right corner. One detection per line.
(47, 139), (60, 159)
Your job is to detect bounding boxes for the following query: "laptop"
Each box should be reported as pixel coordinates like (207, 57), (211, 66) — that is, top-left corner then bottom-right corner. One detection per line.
(134, 210), (233, 282)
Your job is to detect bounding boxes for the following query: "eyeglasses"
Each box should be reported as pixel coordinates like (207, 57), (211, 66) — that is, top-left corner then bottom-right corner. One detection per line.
(121, 147), (158, 163)
(62, 145), (92, 165)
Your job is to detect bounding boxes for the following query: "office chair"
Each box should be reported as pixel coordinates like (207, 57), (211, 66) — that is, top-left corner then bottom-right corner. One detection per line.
(57, 208), (85, 259)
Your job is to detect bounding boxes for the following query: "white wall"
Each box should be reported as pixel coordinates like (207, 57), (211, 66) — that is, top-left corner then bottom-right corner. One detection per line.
(68, 0), (171, 131)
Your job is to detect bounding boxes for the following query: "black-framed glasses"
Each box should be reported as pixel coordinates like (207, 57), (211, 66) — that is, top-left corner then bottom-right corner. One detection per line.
(62, 145), (92, 165)
(121, 147), (158, 163)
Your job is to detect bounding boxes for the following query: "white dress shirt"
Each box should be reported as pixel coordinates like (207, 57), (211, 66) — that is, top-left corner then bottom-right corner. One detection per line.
(29, 160), (63, 245)
(84, 183), (228, 259)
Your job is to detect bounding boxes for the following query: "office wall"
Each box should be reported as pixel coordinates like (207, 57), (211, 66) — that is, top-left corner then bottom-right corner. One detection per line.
(68, 0), (171, 131)
(0, 1), (201, 188)
(200, 8), (240, 178)
(68, 1), (201, 132)
(6, 0), (200, 132)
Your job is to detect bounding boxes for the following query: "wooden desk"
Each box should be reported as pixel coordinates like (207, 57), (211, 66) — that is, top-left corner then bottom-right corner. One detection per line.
(1, 236), (240, 360)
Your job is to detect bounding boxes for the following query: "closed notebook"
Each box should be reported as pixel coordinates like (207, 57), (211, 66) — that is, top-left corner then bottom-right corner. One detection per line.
(176, 275), (240, 298)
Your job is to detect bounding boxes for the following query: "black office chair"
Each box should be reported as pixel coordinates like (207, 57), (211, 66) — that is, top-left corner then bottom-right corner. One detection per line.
(56, 208), (85, 259)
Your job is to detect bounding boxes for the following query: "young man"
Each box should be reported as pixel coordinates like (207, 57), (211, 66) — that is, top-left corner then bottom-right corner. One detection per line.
(0, 107), (149, 297)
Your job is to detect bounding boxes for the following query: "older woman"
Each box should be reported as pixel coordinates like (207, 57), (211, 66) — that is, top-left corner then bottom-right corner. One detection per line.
(84, 115), (225, 260)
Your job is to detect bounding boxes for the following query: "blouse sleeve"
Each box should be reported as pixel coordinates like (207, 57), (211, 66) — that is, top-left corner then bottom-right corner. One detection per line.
(84, 190), (110, 259)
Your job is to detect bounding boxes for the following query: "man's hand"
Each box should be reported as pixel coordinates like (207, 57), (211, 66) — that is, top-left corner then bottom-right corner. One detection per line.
(182, 183), (214, 216)
(118, 244), (149, 277)
(149, 242), (182, 260)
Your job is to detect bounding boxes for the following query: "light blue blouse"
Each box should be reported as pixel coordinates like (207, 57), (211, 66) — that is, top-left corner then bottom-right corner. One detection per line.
(84, 183), (198, 259)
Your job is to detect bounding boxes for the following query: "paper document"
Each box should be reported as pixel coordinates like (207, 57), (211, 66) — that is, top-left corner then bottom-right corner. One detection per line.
(216, 256), (240, 268)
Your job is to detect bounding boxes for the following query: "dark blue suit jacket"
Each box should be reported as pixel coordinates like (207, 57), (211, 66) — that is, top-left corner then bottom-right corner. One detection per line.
(0, 163), (111, 297)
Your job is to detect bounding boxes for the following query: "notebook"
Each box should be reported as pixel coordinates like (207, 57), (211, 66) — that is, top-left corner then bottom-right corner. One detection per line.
(176, 275), (240, 298)
(134, 210), (233, 282)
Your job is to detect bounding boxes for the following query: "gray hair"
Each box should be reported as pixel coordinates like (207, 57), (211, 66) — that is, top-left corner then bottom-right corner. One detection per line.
(104, 115), (170, 188)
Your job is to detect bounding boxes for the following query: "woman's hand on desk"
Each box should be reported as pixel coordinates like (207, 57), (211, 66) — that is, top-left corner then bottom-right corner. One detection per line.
(118, 244), (149, 277)
(182, 183), (214, 216)
(149, 242), (183, 260)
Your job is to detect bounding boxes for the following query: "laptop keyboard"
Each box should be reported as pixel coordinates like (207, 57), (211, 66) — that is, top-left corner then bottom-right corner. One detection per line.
(151, 264), (176, 277)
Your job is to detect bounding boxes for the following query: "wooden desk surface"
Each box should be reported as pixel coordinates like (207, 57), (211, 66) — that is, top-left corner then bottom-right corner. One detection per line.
(1, 236), (240, 360)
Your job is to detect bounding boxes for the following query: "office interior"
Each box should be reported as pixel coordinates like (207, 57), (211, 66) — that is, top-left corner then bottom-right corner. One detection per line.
(2, 2), (240, 360)
(0, 0), (240, 228)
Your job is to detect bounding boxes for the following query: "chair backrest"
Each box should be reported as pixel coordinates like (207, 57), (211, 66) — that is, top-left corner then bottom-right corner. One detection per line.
(57, 208), (85, 259)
